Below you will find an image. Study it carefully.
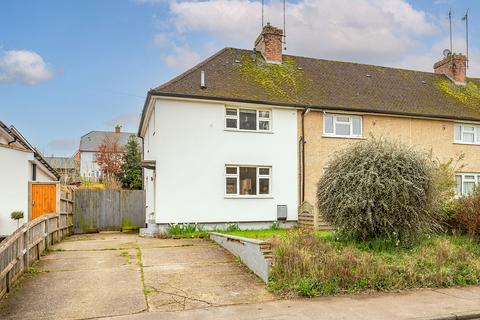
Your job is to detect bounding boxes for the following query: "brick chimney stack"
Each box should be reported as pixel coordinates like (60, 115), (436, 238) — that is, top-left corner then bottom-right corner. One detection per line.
(115, 125), (121, 134)
(433, 54), (467, 85)
(254, 23), (283, 64)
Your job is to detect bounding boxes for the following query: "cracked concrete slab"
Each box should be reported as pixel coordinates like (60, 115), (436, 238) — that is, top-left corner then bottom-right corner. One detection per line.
(0, 232), (274, 319)
(38, 249), (138, 272)
(140, 240), (276, 312)
(0, 233), (146, 320)
(55, 233), (139, 251)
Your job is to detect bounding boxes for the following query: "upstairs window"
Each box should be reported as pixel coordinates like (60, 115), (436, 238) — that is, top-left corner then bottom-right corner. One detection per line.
(225, 107), (271, 132)
(323, 114), (362, 137)
(456, 173), (480, 196)
(225, 165), (271, 196)
(454, 123), (480, 144)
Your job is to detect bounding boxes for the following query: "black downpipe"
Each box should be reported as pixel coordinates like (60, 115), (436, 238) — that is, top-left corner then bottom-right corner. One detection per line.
(7, 136), (17, 145)
(32, 163), (37, 181)
(300, 106), (309, 203)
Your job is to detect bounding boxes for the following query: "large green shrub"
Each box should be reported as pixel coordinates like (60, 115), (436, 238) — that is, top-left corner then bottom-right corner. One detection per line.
(317, 138), (441, 242)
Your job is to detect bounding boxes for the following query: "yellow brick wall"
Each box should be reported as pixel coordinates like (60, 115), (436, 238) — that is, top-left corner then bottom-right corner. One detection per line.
(299, 110), (480, 206)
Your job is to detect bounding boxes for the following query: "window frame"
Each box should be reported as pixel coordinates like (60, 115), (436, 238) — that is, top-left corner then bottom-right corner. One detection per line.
(224, 107), (272, 132)
(224, 165), (272, 197)
(454, 123), (480, 145)
(455, 173), (480, 196)
(323, 113), (363, 138)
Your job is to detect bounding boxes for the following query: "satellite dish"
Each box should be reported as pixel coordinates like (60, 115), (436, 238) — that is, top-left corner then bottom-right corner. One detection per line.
(443, 49), (452, 57)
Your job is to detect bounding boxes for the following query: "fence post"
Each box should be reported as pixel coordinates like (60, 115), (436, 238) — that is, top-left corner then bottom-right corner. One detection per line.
(23, 226), (30, 271)
(56, 216), (60, 243)
(6, 270), (10, 293)
(44, 216), (49, 251)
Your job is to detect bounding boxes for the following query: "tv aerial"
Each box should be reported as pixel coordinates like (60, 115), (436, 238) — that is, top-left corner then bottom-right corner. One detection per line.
(443, 49), (452, 58)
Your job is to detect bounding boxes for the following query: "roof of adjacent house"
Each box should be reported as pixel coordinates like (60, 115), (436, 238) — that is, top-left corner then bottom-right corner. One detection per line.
(45, 157), (78, 170)
(79, 131), (139, 152)
(0, 121), (60, 180)
(140, 47), (480, 133)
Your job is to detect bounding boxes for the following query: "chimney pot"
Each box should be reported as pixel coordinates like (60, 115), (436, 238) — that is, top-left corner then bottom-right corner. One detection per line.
(115, 125), (121, 134)
(433, 54), (467, 85)
(254, 22), (283, 64)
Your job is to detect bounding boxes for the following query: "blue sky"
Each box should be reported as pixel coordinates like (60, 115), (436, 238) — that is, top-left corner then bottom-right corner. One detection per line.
(0, 0), (479, 156)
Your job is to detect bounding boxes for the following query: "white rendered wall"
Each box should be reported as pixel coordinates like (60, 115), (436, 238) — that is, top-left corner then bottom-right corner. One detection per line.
(145, 98), (298, 224)
(80, 151), (101, 180)
(0, 147), (33, 236)
(33, 161), (56, 182)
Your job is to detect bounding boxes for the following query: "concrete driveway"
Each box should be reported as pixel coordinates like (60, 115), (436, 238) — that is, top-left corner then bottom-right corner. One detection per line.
(0, 232), (275, 320)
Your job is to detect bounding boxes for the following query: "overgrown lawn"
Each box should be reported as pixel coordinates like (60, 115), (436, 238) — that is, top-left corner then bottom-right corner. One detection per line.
(270, 231), (480, 297)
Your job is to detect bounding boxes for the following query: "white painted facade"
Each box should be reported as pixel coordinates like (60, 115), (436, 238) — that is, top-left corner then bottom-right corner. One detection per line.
(0, 146), (33, 236)
(79, 151), (101, 181)
(0, 123), (59, 237)
(142, 98), (298, 226)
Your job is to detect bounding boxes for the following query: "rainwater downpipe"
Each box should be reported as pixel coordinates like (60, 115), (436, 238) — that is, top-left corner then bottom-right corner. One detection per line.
(301, 106), (310, 203)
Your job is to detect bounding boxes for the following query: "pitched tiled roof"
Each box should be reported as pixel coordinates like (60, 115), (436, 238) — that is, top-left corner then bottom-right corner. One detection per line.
(45, 157), (78, 170)
(79, 131), (139, 152)
(143, 48), (480, 128)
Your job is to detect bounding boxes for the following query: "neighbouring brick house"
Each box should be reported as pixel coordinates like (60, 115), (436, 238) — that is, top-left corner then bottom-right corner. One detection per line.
(138, 23), (480, 233)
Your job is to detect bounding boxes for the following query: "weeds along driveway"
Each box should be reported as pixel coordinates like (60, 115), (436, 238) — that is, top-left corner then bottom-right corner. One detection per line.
(0, 232), (275, 320)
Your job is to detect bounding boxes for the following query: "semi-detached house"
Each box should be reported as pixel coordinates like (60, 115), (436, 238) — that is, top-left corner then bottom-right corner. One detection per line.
(138, 23), (480, 233)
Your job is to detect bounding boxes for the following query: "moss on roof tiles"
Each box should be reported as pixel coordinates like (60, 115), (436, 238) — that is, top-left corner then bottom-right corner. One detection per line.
(435, 79), (480, 110)
(151, 47), (480, 121)
(237, 54), (312, 103)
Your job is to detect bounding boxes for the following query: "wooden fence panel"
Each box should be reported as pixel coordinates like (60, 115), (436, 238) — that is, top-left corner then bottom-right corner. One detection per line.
(0, 213), (73, 300)
(120, 190), (145, 229)
(74, 189), (145, 233)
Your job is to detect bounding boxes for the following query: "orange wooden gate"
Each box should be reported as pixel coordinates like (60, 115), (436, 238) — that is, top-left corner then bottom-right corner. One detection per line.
(31, 184), (57, 220)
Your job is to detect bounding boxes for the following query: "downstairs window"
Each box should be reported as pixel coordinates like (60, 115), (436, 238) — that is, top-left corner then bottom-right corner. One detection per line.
(225, 166), (271, 196)
(455, 173), (480, 196)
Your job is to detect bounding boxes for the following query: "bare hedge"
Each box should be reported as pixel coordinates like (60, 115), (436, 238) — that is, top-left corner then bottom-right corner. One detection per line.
(317, 138), (441, 241)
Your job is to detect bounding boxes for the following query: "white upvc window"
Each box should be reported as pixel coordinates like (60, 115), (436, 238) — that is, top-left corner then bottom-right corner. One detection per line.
(323, 113), (362, 137)
(225, 107), (271, 132)
(454, 123), (480, 144)
(455, 173), (480, 196)
(225, 165), (271, 196)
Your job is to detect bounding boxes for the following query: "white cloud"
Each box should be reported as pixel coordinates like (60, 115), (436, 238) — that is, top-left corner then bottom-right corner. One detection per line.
(142, 0), (479, 77)
(0, 50), (54, 85)
(168, 0), (437, 64)
(153, 32), (172, 48)
(399, 34), (480, 77)
(160, 44), (202, 70)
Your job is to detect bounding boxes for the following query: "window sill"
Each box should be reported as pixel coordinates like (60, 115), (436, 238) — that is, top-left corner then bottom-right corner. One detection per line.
(224, 195), (273, 199)
(322, 135), (365, 140)
(224, 129), (274, 134)
(453, 142), (480, 146)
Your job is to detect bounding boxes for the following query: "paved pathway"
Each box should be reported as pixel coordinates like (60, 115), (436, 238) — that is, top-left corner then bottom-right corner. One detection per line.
(101, 286), (480, 320)
(0, 232), (274, 319)
(2, 232), (480, 320)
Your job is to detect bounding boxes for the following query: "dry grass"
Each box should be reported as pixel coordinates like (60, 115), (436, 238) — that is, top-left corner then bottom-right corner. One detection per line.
(270, 231), (480, 297)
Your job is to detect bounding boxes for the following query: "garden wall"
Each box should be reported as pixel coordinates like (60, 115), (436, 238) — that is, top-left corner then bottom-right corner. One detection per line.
(209, 232), (272, 283)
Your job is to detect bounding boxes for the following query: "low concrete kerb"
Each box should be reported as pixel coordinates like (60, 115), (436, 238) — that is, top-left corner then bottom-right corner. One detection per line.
(414, 310), (480, 320)
(209, 232), (272, 283)
(208, 232), (266, 245)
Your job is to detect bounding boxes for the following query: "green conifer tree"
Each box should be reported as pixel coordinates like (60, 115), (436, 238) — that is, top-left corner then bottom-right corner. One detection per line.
(120, 135), (142, 190)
